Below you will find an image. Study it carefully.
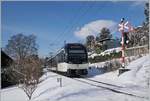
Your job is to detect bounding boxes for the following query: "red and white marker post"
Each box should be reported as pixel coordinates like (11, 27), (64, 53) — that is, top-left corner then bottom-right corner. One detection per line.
(121, 30), (125, 68)
(118, 19), (133, 74)
(118, 21), (127, 68)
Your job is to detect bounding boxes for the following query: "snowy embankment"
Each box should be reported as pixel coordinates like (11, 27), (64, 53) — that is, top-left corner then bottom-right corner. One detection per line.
(89, 54), (150, 87)
(88, 46), (140, 69)
(89, 55), (142, 69)
(88, 54), (150, 99)
(1, 54), (150, 101)
(88, 47), (121, 58)
(119, 54), (150, 86)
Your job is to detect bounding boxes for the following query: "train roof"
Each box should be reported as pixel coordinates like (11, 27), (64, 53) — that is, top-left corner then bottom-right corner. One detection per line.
(47, 43), (85, 62)
(65, 43), (83, 45)
(65, 43), (85, 48)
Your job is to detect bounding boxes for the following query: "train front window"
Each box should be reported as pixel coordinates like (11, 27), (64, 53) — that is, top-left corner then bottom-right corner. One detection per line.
(67, 49), (87, 64)
(68, 50), (85, 54)
(65, 44), (88, 64)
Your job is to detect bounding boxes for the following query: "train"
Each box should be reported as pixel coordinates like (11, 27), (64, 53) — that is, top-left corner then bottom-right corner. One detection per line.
(48, 43), (88, 76)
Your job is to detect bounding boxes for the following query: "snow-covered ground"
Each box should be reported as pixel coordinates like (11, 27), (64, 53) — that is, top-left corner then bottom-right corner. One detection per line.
(89, 54), (150, 86)
(1, 54), (150, 101)
(87, 54), (150, 100)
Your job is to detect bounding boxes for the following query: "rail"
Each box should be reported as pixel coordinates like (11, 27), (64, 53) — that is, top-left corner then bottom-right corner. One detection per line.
(73, 78), (148, 99)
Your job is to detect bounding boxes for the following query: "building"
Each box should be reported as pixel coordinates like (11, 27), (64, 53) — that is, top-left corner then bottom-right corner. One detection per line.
(1, 50), (14, 88)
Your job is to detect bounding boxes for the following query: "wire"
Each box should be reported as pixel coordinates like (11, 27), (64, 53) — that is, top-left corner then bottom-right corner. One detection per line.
(49, 2), (91, 53)
(49, 2), (86, 46)
(49, 1), (97, 55)
(57, 1), (96, 45)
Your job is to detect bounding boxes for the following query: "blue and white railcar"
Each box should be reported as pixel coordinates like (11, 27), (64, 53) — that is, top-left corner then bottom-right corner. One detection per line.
(50, 43), (88, 76)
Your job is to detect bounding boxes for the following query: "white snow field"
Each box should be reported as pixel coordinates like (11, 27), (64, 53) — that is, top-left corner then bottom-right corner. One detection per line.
(1, 54), (150, 101)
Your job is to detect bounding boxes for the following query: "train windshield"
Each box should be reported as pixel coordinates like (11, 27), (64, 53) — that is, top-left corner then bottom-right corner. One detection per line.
(69, 50), (85, 54)
(66, 44), (88, 64)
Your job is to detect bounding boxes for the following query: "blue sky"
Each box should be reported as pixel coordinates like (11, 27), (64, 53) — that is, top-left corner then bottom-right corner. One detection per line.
(1, 1), (147, 57)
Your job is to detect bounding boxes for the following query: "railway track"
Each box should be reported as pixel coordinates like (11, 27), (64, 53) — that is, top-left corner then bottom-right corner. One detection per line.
(50, 70), (148, 100)
(73, 76), (148, 100)
(77, 75), (124, 88)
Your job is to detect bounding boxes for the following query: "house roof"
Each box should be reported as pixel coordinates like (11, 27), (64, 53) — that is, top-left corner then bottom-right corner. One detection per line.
(1, 50), (13, 67)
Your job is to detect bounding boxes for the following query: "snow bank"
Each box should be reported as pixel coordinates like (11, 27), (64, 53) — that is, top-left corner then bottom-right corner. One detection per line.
(1, 54), (150, 101)
(118, 54), (150, 86)
(88, 47), (121, 58)
(89, 54), (150, 86)
(1, 86), (28, 101)
(100, 47), (121, 56)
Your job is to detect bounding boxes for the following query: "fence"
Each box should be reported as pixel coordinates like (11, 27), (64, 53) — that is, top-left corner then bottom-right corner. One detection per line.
(125, 45), (149, 57)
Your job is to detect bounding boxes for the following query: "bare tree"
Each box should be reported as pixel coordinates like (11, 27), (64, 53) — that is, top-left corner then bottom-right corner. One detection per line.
(5, 33), (41, 100)
(10, 56), (42, 100)
(4, 33), (39, 82)
(5, 33), (38, 60)
(21, 56), (41, 100)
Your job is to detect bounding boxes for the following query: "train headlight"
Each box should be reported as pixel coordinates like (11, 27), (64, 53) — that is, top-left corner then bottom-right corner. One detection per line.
(82, 62), (87, 64)
(68, 61), (72, 64)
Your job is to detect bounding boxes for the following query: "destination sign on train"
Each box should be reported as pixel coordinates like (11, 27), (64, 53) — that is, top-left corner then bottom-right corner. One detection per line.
(70, 45), (82, 48)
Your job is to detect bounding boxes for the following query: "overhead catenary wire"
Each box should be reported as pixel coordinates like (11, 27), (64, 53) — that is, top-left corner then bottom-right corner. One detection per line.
(64, 1), (108, 44)
(57, 1), (96, 45)
(48, 2), (88, 55)
(49, 1), (101, 55)
(50, 1), (96, 53)
(49, 2), (87, 46)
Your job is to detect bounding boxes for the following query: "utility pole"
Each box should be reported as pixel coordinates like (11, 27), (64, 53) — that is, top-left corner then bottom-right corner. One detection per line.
(64, 40), (66, 46)
(49, 52), (53, 68)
